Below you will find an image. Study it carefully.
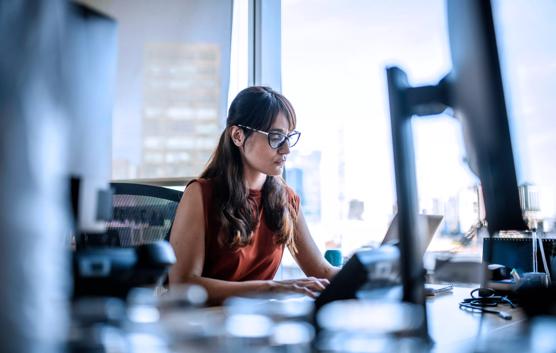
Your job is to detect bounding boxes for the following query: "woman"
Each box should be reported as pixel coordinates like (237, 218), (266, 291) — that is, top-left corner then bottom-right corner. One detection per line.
(169, 86), (339, 304)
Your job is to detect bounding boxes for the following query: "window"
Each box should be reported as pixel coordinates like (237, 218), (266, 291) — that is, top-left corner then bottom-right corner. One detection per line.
(79, 0), (233, 181)
(493, 0), (556, 232)
(282, 0), (556, 268)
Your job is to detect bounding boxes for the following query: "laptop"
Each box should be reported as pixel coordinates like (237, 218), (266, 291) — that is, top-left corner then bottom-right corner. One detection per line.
(313, 213), (444, 312)
(381, 213), (443, 251)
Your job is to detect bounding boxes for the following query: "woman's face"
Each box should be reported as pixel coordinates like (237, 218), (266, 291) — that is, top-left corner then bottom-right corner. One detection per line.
(239, 112), (292, 177)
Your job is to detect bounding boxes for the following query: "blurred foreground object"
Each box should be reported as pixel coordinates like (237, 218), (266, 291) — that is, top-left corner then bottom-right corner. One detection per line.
(0, 1), (70, 352)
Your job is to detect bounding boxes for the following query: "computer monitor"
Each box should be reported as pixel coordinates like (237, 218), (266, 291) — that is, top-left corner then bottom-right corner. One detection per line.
(315, 245), (401, 314)
(385, 0), (527, 340)
(65, 3), (117, 236)
(444, 0), (527, 235)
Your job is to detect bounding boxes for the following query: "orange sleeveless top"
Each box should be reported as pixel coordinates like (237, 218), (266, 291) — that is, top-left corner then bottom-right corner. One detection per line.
(190, 178), (300, 282)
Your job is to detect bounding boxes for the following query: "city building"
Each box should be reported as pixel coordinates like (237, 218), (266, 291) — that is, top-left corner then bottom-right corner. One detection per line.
(140, 43), (222, 178)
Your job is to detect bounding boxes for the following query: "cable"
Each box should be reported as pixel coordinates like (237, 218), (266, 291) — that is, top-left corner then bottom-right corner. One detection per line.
(532, 229), (539, 272)
(458, 287), (514, 320)
(536, 229), (552, 284)
(459, 302), (512, 320)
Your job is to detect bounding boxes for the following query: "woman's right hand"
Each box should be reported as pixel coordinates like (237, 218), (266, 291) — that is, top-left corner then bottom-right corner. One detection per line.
(268, 277), (330, 298)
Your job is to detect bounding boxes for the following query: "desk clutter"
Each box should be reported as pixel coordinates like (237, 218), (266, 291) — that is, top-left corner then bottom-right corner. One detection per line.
(68, 285), (434, 353)
(65, 240), (556, 353)
(66, 284), (556, 353)
(483, 235), (556, 282)
(458, 287), (515, 320)
(68, 287), (316, 353)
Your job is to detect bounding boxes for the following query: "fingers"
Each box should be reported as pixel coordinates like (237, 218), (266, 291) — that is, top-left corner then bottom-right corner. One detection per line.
(310, 276), (330, 287)
(295, 277), (329, 291)
(303, 277), (326, 291)
(272, 277), (330, 298)
(279, 277), (328, 286)
(292, 284), (318, 299)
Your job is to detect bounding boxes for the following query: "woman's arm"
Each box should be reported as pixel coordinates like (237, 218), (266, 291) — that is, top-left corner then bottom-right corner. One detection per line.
(168, 182), (327, 304)
(289, 208), (340, 280)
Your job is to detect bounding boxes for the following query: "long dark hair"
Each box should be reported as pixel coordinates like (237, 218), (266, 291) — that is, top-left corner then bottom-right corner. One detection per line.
(200, 86), (298, 249)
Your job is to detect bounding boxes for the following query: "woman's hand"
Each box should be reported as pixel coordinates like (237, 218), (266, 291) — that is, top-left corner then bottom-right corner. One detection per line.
(268, 277), (330, 298)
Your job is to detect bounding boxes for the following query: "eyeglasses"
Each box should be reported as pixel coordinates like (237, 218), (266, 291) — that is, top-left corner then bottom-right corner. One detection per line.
(237, 124), (301, 149)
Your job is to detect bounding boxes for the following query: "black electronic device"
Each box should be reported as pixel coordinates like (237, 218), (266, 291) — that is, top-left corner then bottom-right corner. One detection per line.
(488, 264), (512, 281)
(385, 0), (527, 340)
(517, 284), (556, 319)
(72, 241), (176, 298)
(483, 237), (556, 282)
(444, 0), (527, 235)
(65, 2), (117, 237)
(315, 245), (401, 313)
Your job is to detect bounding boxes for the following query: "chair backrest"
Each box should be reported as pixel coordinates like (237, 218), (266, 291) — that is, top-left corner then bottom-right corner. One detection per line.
(105, 182), (183, 247)
(72, 182), (183, 297)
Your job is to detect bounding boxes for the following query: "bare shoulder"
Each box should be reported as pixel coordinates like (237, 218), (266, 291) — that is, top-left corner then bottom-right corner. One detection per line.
(174, 181), (205, 228)
(171, 181), (205, 244)
(182, 180), (203, 204)
(169, 180), (207, 283)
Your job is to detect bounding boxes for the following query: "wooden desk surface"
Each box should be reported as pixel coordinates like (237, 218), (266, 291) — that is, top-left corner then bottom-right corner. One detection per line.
(427, 286), (525, 353)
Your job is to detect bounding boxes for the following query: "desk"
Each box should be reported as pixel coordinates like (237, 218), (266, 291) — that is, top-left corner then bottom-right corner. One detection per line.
(428, 286), (525, 353)
(159, 286), (527, 353)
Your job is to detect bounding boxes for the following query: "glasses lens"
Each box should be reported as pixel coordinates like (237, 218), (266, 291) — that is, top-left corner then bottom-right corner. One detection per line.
(268, 131), (301, 149)
(288, 132), (300, 147)
(268, 133), (286, 149)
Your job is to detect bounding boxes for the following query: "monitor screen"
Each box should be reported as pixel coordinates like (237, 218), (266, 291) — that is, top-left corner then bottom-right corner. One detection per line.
(445, 0), (527, 235)
(65, 3), (117, 235)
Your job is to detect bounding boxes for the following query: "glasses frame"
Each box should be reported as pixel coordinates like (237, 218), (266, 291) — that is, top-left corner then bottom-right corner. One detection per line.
(237, 124), (301, 149)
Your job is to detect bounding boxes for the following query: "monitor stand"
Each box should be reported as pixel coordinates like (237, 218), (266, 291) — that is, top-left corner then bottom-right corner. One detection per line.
(386, 66), (450, 342)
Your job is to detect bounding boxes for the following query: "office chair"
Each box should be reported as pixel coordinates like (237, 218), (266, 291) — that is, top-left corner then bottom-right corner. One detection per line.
(107, 182), (183, 247)
(73, 182), (183, 298)
(76, 182), (183, 247)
